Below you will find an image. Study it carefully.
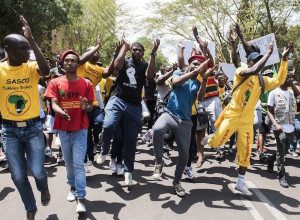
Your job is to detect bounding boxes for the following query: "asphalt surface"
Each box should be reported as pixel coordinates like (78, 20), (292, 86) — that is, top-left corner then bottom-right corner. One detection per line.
(0, 129), (300, 220)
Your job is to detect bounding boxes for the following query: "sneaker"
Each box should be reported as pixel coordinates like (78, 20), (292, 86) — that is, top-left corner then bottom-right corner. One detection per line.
(84, 163), (91, 173)
(41, 188), (51, 206)
(67, 189), (76, 202)
(163, 144), (174, 151)
(109, 158), (117, 172)
(96, 154), (108, 164)
(124, 172), (132, 186)
(0, 150), (6, 162)
(215, 152), (222, 160)
(174, 183), (185, 197)
(162, 151), (171, 160)
(26, 209), (37, 220)
(76, 199), (86, 213)
(142, 133), (151, 144)
(201, 134), (213, 146)
(57, 152), (64, 163)
(86, 159), (93, 166)
(152, 161), (164, 179)
(45, 147), (52, 157)
(184, 167), (195, 179)
(235, 183), (252, 196)
(279, 175), (289, 188)
(259, 152), (267, 163)
(116, 163), (124, 176)
(228, 148), (234, 155)
(289, 150), (298, 157)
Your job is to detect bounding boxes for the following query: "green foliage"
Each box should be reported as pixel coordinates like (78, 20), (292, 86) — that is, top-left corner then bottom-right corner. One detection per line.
(63, 0), (119, 66)
(135, 37), (169, 72)
(0, 0), (70, 48)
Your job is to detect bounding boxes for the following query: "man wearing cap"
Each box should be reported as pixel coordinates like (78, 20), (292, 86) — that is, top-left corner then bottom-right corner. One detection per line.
(0, 16), (50, 219)
(152, 55), (215, 197)
(202, 41), (293, 195)
(45, 49), (94, 213)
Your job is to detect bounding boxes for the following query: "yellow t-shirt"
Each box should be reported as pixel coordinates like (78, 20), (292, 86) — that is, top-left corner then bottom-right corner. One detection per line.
(0, 61), (41, 121)
(229, 61), (288, 119)
(99, 78), (106, 102)
(77, 62), (104, 106)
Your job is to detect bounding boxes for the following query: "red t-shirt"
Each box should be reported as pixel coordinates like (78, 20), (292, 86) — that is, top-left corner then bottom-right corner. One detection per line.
(45, 76), (94, 131)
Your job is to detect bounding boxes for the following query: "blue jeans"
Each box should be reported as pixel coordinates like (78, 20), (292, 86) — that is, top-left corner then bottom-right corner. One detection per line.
(2, 121), (48, 212)
(101, 96), (142, 172)
(58, 129), (87, 199)
(290, 114), (300, 152)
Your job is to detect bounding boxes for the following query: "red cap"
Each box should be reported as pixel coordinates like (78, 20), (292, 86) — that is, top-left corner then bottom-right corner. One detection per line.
(188, 55), (214, 68)
(61, 49), (79, 64)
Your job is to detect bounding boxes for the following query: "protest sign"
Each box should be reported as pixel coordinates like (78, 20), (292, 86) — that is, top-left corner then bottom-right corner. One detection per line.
(219, 63), (236, 81)
(237, 33), (280, 66)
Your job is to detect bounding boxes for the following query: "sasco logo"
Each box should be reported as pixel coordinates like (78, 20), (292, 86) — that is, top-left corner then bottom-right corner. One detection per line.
(6, 78), (30, 84)
(6, 91), (31, 116)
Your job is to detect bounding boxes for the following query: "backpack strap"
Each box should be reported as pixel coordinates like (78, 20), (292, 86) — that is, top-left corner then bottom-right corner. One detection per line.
(231, 77), (248, 94)
(258, 73), (265, 97)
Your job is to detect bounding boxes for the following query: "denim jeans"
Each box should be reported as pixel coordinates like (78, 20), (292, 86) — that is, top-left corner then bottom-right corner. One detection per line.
(101, 96), (142, 172)
(2, 121), (48, 212)
(58, 129), (87, 199)
(111, 123), (123, 164)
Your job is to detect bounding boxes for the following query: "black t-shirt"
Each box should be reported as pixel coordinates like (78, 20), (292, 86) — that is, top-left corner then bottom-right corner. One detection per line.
(144, 78), (156, 101)
(115, 58), (148, 104)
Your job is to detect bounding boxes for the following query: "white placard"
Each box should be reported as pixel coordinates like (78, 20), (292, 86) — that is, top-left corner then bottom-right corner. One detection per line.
(237, 33), (280, 66)
(219, 63), (236, 81)
(177, 40), (216, 64)
(29, 50), (36, 61)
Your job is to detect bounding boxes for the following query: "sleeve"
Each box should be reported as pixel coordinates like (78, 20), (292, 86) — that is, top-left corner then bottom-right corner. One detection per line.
(264, 60), (288, 92)
(267, 91), (275, 107)
(234, 67), (245, 81)
(86, 82), (95, 101)
(44, 80), (58, 99)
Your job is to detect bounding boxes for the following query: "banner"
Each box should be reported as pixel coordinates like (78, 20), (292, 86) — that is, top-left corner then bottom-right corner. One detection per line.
(237, 33), (280, 66)
(218, 63), (236, 81)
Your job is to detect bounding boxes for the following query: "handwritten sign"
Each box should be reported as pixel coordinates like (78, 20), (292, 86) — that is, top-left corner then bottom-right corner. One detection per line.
(218, 63), (236, 81)
(237, 33), (280, 66)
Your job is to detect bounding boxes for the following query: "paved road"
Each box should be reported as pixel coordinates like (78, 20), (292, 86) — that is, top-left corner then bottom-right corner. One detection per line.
(1, 130), (300, 220)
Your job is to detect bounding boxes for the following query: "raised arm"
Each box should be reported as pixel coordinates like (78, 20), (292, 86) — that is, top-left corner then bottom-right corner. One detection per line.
(79, 34), (102, 65)
(172, 59), (210, 87)
(103, 40), (124, 78)
(230, 29), (239, 68)
(240, 39), (274, 77)
(234, 23), (253, 56)
(156, 63), (178, 85)
(114, 33), (130, 72)
(197, 65), (217, 101)
(20, 16), (49, 76)
(178, 41), (187, 69)
(145, 38), (160, 79)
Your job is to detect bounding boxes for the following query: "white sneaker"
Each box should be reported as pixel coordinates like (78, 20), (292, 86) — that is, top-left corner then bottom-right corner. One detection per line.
(124, 172), (132, 186)
(45, 147), (52, 157)
(67, 189), (76, 202)
(96, 154), (108, 164)
(235, 183), (252, 196)
(109, 158), (117, 172)
(201, 134), (213, 146)
(0, 150), (6, 162)
(86, 159), (93, 166)
(84, 163), (91, 173)
(289, 150), (298, 157)
(116, 164), (124, 176)
(76, 200), (86, 213)
(57, 152), (64, 163)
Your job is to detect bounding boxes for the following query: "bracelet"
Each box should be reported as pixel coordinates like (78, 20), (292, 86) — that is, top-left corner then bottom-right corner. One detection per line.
(113, 53), (118, 58)
(150, 52), (156, 56)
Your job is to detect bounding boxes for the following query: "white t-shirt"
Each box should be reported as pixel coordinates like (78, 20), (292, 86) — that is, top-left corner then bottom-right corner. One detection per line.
(267, 88), (294, 133)
(156, 72), (170, 101)
(38, 84), (45, 119)
(95, 85), (104, 109)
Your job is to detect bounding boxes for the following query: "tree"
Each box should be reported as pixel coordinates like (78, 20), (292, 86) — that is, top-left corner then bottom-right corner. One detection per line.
(0, 0), (71, 49)
(135, 37), (169, 73)
(143, 0), (299, 66)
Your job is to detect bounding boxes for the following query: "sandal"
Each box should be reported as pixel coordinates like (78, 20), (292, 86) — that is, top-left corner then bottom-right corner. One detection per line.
(195, 158), (205, 168)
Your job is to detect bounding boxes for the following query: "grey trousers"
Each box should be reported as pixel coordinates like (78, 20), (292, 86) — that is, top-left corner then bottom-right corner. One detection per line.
(153, 112), (193, 184)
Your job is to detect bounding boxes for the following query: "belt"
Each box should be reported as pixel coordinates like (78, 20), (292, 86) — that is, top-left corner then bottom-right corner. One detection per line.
(2, 116), (41, 128)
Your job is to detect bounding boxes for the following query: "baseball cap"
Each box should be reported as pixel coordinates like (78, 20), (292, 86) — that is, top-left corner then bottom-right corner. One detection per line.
(263, 69), (273, 76)
(247, 52), (263, 62)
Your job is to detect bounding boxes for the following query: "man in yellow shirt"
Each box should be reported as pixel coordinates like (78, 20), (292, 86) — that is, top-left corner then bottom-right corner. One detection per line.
(202, 40), (293, 195)
(0, 16), (50, 219)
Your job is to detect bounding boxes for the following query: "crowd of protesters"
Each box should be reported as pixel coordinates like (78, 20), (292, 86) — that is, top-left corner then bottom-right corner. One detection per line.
(0, 16), (298, 219)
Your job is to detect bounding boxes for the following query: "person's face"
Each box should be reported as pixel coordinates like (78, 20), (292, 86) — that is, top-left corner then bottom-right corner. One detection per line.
(7, 39), (30, 64)
(265, 73), (273, 78)
(131, 45), (144, 61)
(189, 59), (202, 72)
(283, 73), (294, 87)
(217, 75), (225, 86)
(64, 54), (78, 73)
(56, 55), (61, 62)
